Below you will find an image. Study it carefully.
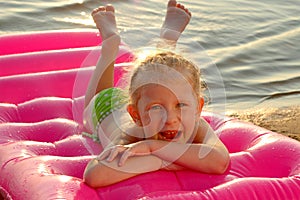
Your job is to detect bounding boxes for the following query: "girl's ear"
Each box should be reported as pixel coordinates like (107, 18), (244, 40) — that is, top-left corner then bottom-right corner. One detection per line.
(127, 104), (142, 126)
(197, 97), (204, 115)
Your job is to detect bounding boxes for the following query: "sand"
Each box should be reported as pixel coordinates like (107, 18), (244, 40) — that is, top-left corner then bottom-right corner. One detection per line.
(228, 105), (300, 141)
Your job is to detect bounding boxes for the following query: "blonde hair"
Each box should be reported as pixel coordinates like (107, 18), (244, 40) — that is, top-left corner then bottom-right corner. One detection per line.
(129, 51), (203, 105)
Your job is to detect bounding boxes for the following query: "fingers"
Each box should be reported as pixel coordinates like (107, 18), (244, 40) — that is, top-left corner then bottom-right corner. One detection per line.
(96, 145), (137, 166)
(97, 145), (126, 162)
(106, 147), (119, 162)
(96, 141), (151, 166)
(119, 149), (134, 166)
(97, 148), (110, 160)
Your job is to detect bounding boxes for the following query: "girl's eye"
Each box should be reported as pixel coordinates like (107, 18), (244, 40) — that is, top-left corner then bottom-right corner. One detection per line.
(150, 104), (163, 110)
(177, 103), (187, 108)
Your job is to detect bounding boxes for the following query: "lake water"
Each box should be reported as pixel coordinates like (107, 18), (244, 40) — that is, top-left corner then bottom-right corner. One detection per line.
(1, 0), (299, 115)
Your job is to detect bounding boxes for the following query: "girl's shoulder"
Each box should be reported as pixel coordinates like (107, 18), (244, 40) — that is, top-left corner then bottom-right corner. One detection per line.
(193, 117), (214, 143)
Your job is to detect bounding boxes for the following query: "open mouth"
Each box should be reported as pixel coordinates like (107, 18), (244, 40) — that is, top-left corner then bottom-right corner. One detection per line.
(159, 130), (182, 141)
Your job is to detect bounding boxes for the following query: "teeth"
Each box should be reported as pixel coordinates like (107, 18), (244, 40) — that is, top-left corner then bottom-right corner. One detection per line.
(165, 131), (176, 135)
(159, 130), (181, 141)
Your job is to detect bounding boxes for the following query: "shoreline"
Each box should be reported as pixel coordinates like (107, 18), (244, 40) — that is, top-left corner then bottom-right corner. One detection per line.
(228, 105), (300, 141)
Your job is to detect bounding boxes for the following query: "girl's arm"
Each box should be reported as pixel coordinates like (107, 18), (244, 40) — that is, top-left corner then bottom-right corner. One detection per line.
(84, 125), (162, 188)
(84, 119), (229, 188)
(109, 118), (229, 174)
(83, 154), (162, 188)
(150, 142), (229, 174)
(149, 118), (229, 173)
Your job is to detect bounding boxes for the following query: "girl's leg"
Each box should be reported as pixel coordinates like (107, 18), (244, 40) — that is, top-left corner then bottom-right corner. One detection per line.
(85, 5), (121, 108)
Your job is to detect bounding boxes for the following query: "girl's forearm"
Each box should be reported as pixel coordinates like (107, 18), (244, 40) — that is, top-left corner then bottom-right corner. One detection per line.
(149, 140), (229, 174)
(84, 154), (162, 187)
(84, 158), (137, 188)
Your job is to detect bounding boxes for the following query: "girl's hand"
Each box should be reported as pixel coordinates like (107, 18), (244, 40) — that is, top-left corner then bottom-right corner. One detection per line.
(97, 140), (153, 166)
(97, 144), (127, 163)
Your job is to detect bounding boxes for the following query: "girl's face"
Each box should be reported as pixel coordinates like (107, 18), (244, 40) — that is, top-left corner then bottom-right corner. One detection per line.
(128, 83), (203, 143)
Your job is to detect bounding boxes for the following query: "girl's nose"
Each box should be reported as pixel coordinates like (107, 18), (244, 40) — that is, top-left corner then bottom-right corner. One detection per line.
(165, 109), (179, 125)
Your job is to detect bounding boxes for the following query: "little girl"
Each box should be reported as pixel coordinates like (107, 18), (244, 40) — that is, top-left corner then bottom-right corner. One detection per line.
(83, 0), (229, 188)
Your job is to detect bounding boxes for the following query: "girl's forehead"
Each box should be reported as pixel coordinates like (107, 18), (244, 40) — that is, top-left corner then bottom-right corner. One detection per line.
(140, 83), (196, 100)
(130, 64), (199, 104)
(133, 63), (191, 83)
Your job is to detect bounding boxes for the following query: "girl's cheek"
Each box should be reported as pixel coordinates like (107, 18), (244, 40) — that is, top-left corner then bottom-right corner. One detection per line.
(141, 112), (165, 138)
(148, 109), (167, 128)
(181, 109), (197, 121)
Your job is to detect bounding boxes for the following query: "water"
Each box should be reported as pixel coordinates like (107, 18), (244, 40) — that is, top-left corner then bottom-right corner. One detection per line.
(1, 0), (299, 133)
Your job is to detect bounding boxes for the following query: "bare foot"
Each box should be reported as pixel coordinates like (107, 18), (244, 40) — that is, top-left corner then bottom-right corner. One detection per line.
(91, 5), (119, 40)
(160, 0), (191, 41)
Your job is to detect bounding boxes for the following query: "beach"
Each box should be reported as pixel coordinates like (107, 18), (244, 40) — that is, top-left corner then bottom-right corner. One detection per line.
(229, 105), (300, 141)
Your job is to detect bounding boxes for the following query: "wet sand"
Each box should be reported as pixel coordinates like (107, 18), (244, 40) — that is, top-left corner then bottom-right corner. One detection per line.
(228, 105), (300, 141)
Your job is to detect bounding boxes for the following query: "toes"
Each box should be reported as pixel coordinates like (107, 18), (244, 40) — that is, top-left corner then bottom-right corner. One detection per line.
(91, 6), (105, 16)
(168, 0), (177, 8)
(186, 9), (191, 16)
(176, 3), (191, 17)
(91, 5), (115, 16)
(105, 4), (115, 13)
(176, 3), (185, 10)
